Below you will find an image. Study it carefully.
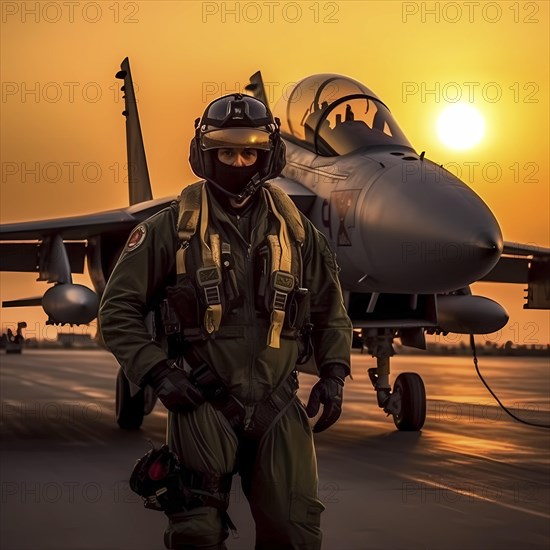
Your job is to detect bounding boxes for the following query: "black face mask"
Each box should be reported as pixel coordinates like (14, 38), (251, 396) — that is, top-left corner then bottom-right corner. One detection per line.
(211, 156), (260, 196)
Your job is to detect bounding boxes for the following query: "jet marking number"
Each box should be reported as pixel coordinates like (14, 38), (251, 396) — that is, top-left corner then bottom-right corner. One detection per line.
(331, 190), (360, 247)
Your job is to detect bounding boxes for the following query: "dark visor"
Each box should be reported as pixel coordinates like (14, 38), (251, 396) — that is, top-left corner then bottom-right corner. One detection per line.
(201, 128), (272, 150)
(206, 97), (270, 122)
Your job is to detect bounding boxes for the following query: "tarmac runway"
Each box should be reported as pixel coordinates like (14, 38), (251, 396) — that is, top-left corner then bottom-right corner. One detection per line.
(0, 349), (549, 550)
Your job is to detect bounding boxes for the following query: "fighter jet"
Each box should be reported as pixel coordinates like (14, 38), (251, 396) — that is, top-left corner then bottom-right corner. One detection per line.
(1, 58), (548, 431)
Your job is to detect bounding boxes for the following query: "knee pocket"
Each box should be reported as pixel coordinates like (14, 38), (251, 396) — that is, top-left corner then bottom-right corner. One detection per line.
(289, 492), (325, 527)
(164, 507), (228, 549)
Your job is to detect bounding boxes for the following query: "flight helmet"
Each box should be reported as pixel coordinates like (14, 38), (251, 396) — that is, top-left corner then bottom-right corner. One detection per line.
(189, 94), (286, 202)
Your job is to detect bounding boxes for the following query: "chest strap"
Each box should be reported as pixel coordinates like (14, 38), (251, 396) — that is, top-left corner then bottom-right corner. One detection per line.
(265, 184), (306, 244)
(176, 182), (202, 275)
(198, 185), (222, 334)
(176, 182), (223, 335)
(176, 182), (305, 341)
(265, 189), (294, 349)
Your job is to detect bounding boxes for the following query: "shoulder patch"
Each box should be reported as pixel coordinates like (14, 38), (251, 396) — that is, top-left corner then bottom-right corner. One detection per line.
(125, 224), (147, 252)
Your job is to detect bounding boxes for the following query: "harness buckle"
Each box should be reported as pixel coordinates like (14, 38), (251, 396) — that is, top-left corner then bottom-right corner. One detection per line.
(272, 270), (295, 292)
(271, 270), (294, 311)
(196, 266), (222, 306)
(273, 291), (287, 311)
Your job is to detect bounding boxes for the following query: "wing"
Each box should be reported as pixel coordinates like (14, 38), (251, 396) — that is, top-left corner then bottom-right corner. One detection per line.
(481, 241), (550, 309)
(0, 197), (176, 275)
(0, 176), (312, 274)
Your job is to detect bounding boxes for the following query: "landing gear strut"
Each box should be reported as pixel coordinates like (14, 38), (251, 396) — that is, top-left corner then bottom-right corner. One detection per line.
(364, 329), (426, 431)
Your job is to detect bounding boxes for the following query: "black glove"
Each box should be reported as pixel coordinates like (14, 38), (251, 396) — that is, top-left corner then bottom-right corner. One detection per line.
(305, 364), (349, 433)
(146, 361), (205, 413)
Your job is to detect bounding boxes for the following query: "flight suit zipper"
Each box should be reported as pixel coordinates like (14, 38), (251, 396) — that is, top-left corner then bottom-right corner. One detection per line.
(208, 193), (269, 404)
(215, 209), (261, 404)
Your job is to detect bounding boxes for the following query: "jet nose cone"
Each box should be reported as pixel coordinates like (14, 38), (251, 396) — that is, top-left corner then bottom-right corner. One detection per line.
(474, 235), (503, 258)
(462, 232), (503, 263)
(359, 160), (503, 293)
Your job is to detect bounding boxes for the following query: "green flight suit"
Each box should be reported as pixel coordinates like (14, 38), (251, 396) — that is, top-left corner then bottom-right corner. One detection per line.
(99, 183), (352, 549)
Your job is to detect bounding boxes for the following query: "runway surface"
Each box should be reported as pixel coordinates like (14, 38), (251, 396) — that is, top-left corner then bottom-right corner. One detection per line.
(1, 349), (549, 550)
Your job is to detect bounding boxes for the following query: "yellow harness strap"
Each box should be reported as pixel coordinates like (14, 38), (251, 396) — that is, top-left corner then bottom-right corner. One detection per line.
(198, 185), (223, 334)
(265, 184), (305, 246)
(267, 234), (282, 274)
(176, 182), (303, 343)
(265, 189), (294, 349)
(176, 183), (202, 275)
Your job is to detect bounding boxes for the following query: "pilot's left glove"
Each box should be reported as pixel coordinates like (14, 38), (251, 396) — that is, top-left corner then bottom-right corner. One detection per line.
(306, 363), (350, 433)
(146, 361), (205, 413)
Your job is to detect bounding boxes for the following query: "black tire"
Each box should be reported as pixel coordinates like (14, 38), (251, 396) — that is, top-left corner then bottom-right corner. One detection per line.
(116, 367), (145, 430)
(393, 372), (426, 431)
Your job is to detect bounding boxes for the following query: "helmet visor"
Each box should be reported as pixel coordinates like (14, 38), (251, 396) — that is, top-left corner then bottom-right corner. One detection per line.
(201, 128), (272, 151)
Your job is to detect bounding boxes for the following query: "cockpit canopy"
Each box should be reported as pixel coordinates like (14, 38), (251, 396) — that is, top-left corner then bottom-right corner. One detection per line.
(273, 74), (414, 156)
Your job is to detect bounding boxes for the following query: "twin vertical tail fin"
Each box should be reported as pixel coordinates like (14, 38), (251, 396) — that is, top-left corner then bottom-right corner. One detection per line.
(245, 71), (269, 108)
(113, 63), (267, 206)
(115, 58), (153, 206)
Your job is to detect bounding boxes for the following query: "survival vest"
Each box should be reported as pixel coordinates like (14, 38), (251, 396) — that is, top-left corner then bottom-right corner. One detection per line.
(172, 181), (307, 349)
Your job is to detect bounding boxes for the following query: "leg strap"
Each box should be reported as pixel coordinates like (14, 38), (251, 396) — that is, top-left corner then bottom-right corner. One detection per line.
(189, 362), (246, 429)
(245, 372), (299, 440)
(180, 469), (232, 499)
(177, 467), (238, 538)
(188, 356), (299, 440)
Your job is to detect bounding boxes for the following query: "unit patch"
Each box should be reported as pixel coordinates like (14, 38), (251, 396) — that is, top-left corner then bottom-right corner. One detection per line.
(126, 224), (147, 251)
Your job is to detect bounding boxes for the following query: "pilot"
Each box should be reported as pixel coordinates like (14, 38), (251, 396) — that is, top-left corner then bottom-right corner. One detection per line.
(99, 93), (352, 550)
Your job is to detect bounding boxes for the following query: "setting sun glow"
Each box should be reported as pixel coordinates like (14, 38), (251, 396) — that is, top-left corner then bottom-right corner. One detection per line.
(1, 1), (548, 344)
(437, 104), (485, 150)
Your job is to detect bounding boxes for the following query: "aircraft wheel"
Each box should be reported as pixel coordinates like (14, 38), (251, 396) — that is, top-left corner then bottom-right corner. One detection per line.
(116, 367), (144, 430)
(143, 385), (157, 416)
(393, 372), (426, 431)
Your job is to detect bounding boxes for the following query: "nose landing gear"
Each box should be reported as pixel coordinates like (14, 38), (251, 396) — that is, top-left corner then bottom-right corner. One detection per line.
(391, 372), (426, 431)
(364, 329), (426, 431)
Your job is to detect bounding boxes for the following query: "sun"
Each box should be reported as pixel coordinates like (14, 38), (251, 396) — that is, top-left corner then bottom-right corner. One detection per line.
(437, 104), (485, 150)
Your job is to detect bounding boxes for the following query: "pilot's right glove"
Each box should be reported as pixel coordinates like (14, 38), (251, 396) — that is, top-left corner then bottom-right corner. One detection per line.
(146, 361), (205, 413)
(305, 363), (350, 433)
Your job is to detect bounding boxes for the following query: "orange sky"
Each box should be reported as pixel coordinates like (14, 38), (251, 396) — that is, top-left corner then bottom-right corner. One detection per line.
(1, 0), (549, 345)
